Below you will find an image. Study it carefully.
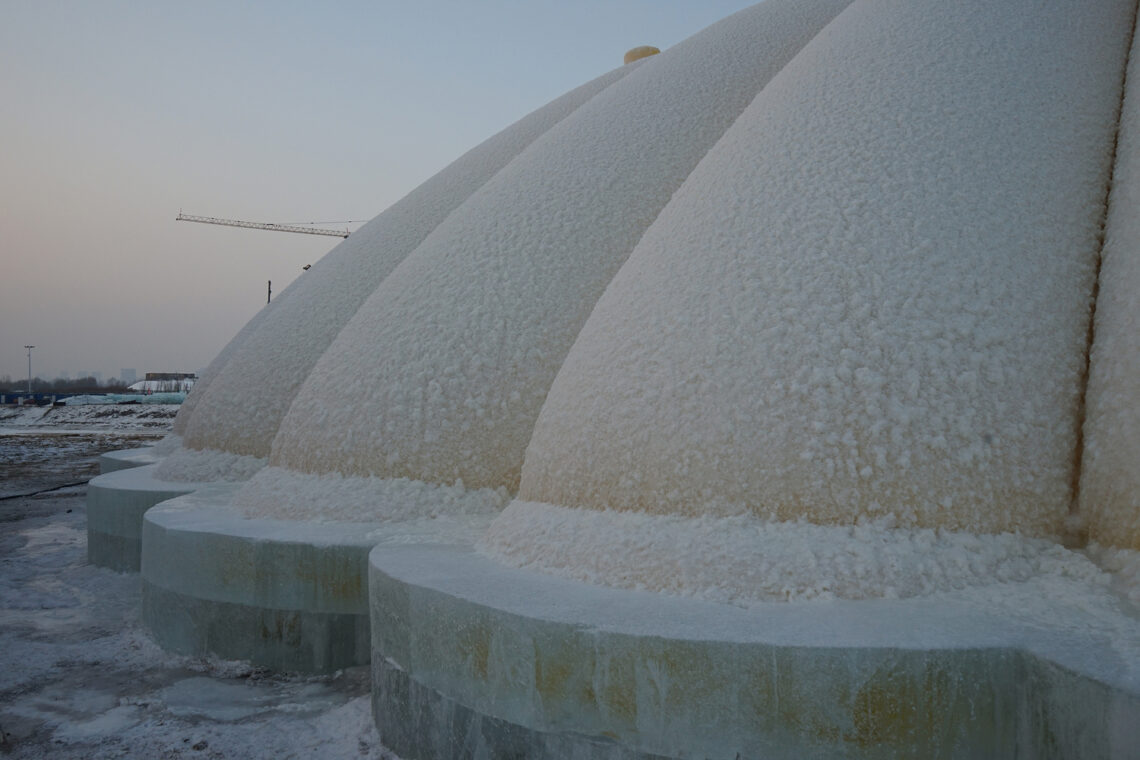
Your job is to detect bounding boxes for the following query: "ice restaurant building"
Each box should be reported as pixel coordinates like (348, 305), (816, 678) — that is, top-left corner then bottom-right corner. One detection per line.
(88, 0), (1140, 756)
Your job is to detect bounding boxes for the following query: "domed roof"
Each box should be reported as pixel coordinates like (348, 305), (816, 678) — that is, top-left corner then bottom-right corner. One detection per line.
(481, 0), (1140, 601)
(267, 0), (849, 490)
(516, 0), (1124, 536)
(161, 60), (636, 475)
(166, 0), (849, 492)
(172, 0), (1140, 599)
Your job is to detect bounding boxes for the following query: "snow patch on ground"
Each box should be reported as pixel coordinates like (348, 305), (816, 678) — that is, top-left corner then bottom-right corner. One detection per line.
(0, 403), (176, 432)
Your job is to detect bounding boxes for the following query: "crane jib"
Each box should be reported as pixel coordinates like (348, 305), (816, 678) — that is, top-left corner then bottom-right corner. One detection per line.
(175, 213), (350, 238)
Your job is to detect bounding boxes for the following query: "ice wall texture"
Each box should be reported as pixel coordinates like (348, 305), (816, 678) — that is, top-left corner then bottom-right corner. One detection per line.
(173, 63), (633, 460)
(512, 0), (1134, 537)
(1081, 17), (1140, 550)
(267, 0), (854, 493)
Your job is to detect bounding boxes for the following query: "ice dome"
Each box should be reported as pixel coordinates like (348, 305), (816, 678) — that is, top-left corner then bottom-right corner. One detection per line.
(224, 0), (851, 522)
(174, 0), (1140, 600)
(157, 52), (638, 481)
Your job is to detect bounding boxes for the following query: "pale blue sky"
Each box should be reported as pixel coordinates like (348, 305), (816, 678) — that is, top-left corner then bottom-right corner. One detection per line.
(0, 1), (755, 382)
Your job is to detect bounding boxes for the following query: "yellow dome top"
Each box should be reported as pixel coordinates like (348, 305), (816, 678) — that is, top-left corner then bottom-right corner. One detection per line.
(624, 45), (660, 64)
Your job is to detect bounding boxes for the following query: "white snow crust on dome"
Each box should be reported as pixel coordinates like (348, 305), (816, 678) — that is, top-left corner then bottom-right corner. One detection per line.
(266, 0), (854, 505)
(479, 501), (1109, 603)
(170, 306), (273, 437)
(151, 434), (183, 457)
(483, 0), (1135, 598)
(170, 64), (633, 477)
(154, 308), (272, 458)
(1080, 17), (1140, 551)
(1086, 542), (1140, 606)
(233, 466), (507, 525)
(153, 445), (268, 483)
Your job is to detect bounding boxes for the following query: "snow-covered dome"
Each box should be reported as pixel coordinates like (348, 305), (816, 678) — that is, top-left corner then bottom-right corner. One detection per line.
(158, 52), (637, 480)
(480, 0), (1140, 603)
(174, 0), (1140, 599)
(266, 0), (849, 489)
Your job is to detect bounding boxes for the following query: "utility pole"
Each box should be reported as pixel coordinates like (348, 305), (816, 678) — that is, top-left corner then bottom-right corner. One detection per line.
(24, 345), (34, 396)
(267, 280), (272, 304)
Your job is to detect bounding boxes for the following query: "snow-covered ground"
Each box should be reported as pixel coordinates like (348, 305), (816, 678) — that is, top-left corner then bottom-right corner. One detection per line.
(0, 403), (178, 435)
(0, 422), (396, 759)
(0, 405), (173, 500)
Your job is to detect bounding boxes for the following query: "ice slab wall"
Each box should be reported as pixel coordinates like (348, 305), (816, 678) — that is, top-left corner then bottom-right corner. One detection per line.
(267, 0), (854, 495)
(172, 66), (633, 468)
(371, 544), (1140, 758)
(508, 0), (1134, 541)
(1081, 16), (1140, 550)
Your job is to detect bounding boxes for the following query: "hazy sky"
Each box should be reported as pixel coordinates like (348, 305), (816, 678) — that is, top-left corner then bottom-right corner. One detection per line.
(0, 0), (755, 383)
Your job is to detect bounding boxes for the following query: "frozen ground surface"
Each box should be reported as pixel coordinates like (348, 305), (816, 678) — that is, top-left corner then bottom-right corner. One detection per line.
(0, 420), (395, 759)
(0, 404), (176, 435)
(0, 404), (174, 499)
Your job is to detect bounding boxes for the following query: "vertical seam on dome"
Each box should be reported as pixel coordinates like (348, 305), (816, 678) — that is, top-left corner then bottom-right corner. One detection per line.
(1070, 0), (1140, 542)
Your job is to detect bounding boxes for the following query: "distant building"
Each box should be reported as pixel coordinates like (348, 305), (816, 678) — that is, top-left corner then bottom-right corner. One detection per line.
(144, 372), (196, 382)
(130, 372), (197, 393)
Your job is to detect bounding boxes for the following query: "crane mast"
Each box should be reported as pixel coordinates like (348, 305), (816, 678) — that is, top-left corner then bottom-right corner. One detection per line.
(176, 212), (350, 238)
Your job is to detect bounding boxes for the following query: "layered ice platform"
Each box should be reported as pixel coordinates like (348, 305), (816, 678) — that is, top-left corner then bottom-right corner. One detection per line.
(368, 545), (1140, 760)
(98, 445), (159, 474)
(86, 464), (211, 571)
(140, 485), (494, 674)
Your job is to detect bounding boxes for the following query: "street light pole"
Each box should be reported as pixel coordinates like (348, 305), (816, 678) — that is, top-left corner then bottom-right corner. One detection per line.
(24, 345), (34, 396)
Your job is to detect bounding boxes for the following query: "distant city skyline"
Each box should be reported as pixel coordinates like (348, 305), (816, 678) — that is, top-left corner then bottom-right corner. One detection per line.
(1, 1), (756, 381)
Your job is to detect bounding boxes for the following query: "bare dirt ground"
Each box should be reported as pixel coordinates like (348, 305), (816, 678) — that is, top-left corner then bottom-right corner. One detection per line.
(0, 427), (393, 759)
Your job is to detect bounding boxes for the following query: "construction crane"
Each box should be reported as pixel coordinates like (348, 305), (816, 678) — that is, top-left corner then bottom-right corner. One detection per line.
(176, 212), (351, 238)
